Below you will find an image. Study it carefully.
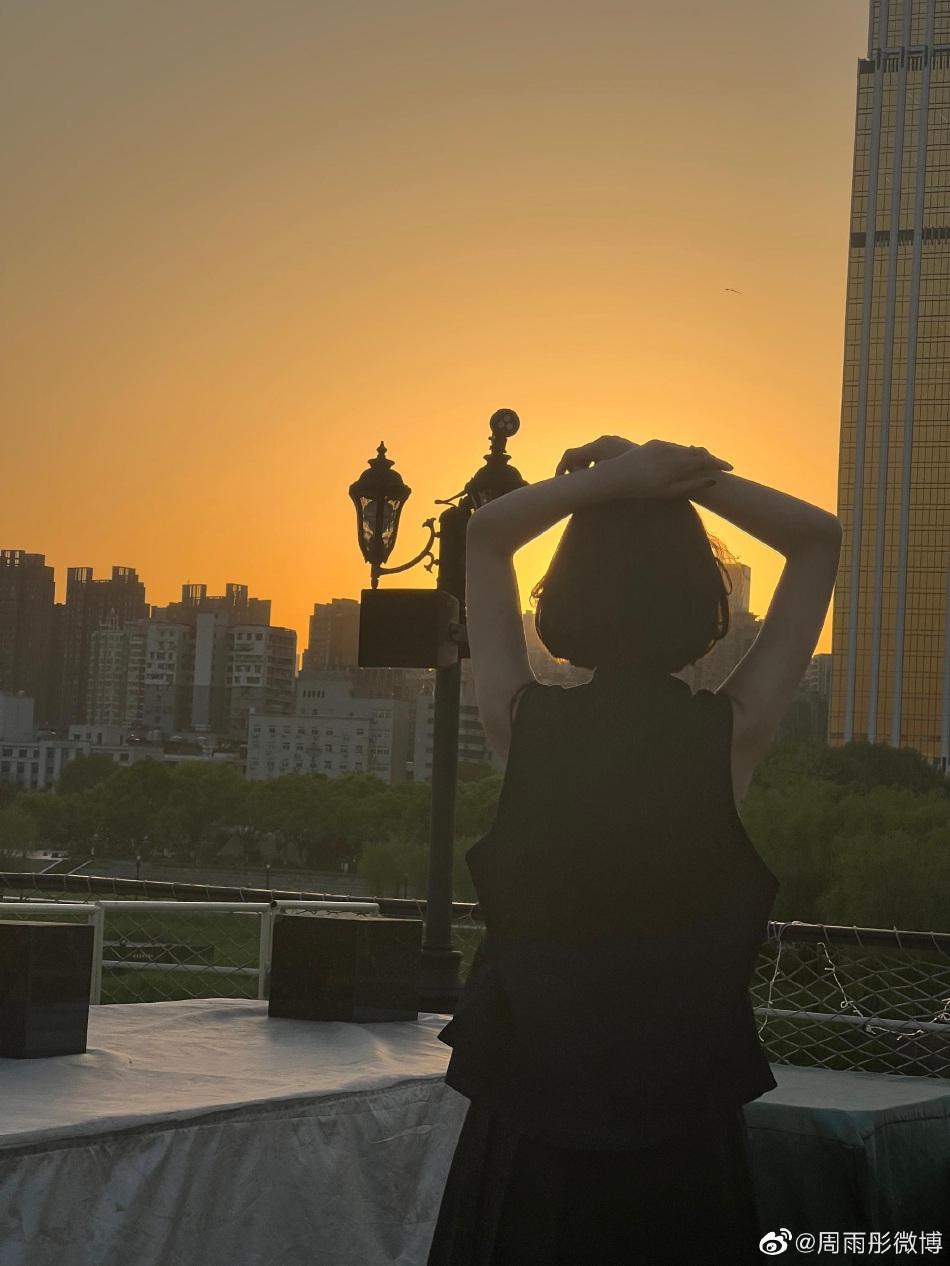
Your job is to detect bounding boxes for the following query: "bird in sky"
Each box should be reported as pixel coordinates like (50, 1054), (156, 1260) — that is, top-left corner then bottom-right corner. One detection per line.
(725, 287), (742, 293)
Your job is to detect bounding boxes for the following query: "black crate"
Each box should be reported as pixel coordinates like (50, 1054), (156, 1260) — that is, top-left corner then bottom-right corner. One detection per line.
(0, 920), (94, 1058)
(268, 914), (420, 1023)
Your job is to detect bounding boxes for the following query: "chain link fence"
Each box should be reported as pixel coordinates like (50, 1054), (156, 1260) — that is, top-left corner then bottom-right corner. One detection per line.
(752, 923), (950, 1079)
(98, 903), (265, 1004)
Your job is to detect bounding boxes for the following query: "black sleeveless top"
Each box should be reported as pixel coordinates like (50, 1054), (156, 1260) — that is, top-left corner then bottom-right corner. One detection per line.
(438, 666), (779, 1151)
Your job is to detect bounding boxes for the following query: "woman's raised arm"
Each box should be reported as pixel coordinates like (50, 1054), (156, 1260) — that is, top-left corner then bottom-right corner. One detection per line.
(690, 473), (841, 799)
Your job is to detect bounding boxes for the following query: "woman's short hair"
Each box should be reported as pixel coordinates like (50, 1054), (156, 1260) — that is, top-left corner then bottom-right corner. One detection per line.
(530, 498), (734, 674)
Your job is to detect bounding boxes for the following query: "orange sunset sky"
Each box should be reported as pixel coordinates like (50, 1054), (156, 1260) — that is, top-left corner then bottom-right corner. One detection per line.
(4, 0), (868, 654)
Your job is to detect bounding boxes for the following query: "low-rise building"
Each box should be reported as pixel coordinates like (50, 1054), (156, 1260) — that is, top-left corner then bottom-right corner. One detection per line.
(247, 679), (409, 783)
(1, 730), (159, 792)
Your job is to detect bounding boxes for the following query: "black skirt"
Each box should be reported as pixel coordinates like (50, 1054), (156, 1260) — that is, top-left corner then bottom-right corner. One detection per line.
(427, 1099), (764, 1266)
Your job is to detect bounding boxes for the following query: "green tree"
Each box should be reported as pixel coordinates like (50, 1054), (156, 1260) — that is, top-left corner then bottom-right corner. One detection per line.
(456, 774), (502, 839)
(57, 753), (118, 796)
(0, 805), (37, 858)
(15, 790), (90, 848)
(360, 833), (428, 898)
(154, 762), (248, 856)
(817, 827), (950, 932)
(86, 758), (173, 851)
(742, 738), (950, 932)
(818, 741), (949, 796)
(246, 774), (330, 861)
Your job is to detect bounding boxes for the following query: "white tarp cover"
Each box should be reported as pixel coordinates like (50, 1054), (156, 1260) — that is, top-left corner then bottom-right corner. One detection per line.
(0, 999), (467, 1266)
(1, 999), (948, 1263)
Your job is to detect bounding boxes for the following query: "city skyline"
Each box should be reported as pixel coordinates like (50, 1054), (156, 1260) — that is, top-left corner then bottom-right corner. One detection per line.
(3, 1), (869, 655)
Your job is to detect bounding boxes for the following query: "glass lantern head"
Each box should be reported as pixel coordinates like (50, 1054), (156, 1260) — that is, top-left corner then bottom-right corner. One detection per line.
(348, 443), (412, 570)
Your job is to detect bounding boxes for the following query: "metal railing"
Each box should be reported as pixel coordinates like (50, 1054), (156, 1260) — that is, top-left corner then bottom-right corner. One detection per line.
(3, 874), (950, 1077)
(0, 892), (377, 1005)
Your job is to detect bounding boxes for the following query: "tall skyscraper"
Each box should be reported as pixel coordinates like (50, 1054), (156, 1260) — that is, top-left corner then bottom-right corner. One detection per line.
(832, 1), (950, 766)
(0, 551), (55, 725)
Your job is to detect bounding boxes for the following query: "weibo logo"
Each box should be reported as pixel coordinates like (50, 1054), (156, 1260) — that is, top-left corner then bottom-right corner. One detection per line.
(759, 1229), (792, 1255)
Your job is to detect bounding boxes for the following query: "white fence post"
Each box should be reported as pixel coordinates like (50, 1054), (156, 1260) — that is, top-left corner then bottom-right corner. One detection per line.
(257, 906), (275, 1000)
(89, 904), (105, 1005)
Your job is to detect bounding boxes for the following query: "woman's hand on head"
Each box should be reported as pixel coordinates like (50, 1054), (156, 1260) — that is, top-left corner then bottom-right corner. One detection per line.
(592, 439), (733, 500)
(555, 435), (637, 476)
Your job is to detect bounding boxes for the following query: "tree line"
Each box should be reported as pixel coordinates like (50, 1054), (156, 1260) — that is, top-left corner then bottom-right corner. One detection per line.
(1, 740), (949, 927)
(0, 755), (500, 900)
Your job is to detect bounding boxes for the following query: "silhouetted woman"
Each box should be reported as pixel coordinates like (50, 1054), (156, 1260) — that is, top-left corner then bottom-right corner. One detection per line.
(426, 437), (841, 1266)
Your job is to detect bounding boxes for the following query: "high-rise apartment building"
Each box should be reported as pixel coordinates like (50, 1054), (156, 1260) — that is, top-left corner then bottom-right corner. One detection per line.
(143, 621), (196, 735)
(302, 599), (360, 671)
(143, 583), (294, 738)
(160, 582), (271, 628)
(60, 566), (147, 727)
(228, 625), (297, 735)
(86, 612), (147, 728)
(0, 551), (56, 725)
(832, 1), (950, 765)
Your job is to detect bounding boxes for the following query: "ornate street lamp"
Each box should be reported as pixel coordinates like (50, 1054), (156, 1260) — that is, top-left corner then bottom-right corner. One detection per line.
(465, 409), (526, 508)
(348, 444), (435, 589)
(350, 411), (526, 1012)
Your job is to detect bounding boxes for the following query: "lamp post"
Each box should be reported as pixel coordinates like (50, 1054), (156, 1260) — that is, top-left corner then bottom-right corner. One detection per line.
(349, 410), (526, 1012)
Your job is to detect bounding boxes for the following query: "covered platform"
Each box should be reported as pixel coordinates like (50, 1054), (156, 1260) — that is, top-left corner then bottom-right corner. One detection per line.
(0, 999), (947, 1264)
